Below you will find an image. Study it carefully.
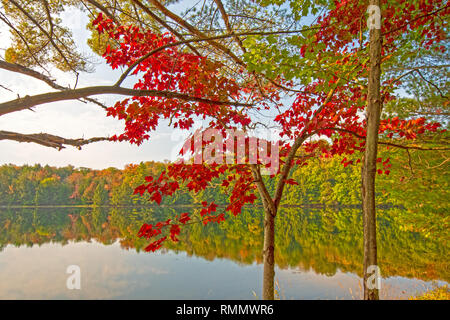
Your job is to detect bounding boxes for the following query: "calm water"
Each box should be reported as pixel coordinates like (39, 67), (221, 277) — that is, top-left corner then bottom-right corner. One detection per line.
(0, 206), (447, 299)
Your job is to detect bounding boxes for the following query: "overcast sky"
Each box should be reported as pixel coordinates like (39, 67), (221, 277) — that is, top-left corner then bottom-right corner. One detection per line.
(0, 3), (197, 170)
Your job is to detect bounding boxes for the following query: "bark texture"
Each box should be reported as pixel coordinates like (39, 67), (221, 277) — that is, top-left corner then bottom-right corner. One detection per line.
(0, 130), (108, 150)
(250, 165), (276, 300)
(262, 206), (275, 300)
(0, 85), (248, 117)
(362, 0), (382, 300)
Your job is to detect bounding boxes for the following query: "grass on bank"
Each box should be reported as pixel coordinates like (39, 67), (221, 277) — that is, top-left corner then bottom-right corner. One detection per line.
(410, 285), (449, 300)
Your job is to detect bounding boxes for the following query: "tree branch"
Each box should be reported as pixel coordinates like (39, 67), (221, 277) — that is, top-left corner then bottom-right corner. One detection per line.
(250, 164), (276, 215)
(0, 130), (109, 150)
(320, 127), (450, 151)
(140, 0), (245, 66)
(272, 85), (339, 210)
(213, 0), (246, 54)
(0, 60), (107, 109)
(0, 85), (251, 116)
(131, 0), (201, 56)
(382, 4), (449, 36)
(0, 60), (66, 91)
(8, 0), (77, 73)
(83, 0), (119, 24)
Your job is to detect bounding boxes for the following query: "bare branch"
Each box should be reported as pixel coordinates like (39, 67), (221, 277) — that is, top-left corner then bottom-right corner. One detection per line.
(131, 0), (201, 56)
(213, 0), (246, 54)
(0, 60), (66, 90)
(385, 64), (450, 72)
(83, 0), (119, 24)
(0, 130), (109, 150)
(139, 0), (245, 66)
(0, 84), (13, 93)
(0, 60), (107, 109)
(0, 85), (251, 116)
(414, 69), (448, 99)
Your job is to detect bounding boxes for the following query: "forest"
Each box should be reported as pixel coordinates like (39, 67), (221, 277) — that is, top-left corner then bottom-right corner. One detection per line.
(1, 143), (448, 242)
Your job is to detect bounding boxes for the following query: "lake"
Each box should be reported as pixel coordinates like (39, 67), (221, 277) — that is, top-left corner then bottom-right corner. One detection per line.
(0, 206), (447, 299)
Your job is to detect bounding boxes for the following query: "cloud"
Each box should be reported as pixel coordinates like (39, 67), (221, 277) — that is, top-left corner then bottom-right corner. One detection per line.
(0, 241), (170, 299)
(0, 4), (200, 169)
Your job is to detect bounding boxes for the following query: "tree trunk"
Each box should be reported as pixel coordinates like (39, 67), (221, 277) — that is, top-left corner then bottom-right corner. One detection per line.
(362, 0), (382, 300)
(250, 165), (276, 300)
(262, 206), (275, 300)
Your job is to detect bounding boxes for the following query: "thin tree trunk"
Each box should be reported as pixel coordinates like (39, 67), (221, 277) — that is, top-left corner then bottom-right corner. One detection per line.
(262, 206), (275, 300)
(250, 165), (276, 300)
(253, 135), (311, 300)
(362, 0), (382, 300)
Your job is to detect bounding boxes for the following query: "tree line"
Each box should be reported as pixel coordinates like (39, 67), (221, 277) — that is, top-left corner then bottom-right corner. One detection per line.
(1, 142), (447, 242)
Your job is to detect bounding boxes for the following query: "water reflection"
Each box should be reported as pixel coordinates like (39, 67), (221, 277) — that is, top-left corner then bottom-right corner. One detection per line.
(0, 207), (447, 299)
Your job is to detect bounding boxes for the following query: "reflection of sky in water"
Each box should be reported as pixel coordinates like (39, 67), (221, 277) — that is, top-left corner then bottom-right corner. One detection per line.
(0, 241), (442, 300)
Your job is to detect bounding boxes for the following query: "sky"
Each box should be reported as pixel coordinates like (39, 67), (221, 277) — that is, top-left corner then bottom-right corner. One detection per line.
(0, 1), (298, 170)
(0, 3), (198, 170)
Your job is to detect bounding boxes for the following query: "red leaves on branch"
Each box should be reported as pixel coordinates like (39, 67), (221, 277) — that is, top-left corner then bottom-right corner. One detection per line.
(92, 14), (249, 145)
(144, 236), (167, 252)
(169, 224), (181, 242)
(202, 213), (226, 225)
(179, 213), (191, 224)
(200, 201), (218, 217)
(285, 179), (299, 186)
(314, 0), (449, 53)
(93, 0), (447, 253)
(379, 117), (441, 140)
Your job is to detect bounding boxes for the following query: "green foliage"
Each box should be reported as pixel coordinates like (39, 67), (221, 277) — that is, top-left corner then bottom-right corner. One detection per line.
(92, 182), (109, 206)
(0, 144), (447, 245)
(35, 176), (71, 205)
(376, 143), (450, 242)
(1, 0), (88, 72)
